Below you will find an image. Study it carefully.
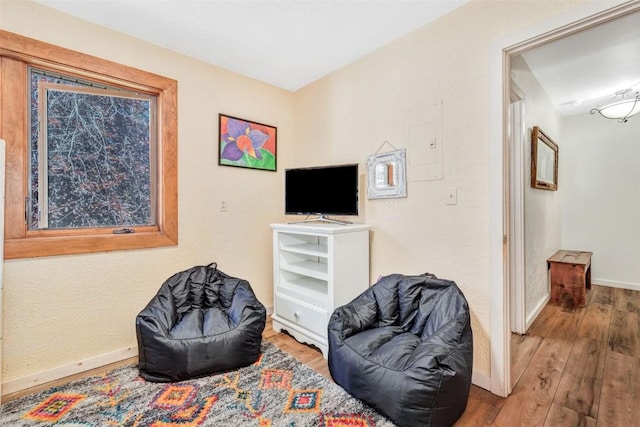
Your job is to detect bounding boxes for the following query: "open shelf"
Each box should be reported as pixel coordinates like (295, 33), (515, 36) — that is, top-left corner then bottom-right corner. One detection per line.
(280, 242), (329, 258)
(279, 259), (328, 281)
(279, 233), (328, 258)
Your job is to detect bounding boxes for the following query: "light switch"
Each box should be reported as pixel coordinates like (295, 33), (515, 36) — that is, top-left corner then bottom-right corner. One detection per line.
(445, 188), (457, 205)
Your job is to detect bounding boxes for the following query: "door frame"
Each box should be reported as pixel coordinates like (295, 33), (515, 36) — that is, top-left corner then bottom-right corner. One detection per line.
(509, 83), (526, 336)
(0, 139), (5, 402)
(489, 0), (640, 397)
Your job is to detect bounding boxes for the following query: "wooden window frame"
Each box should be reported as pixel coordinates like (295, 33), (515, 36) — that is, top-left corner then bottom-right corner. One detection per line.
(0, 30), (178, 259)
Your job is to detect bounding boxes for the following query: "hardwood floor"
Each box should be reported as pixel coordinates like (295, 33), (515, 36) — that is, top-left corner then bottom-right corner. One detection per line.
(500, 285), (640, 426)
(4, 285), (639, 426)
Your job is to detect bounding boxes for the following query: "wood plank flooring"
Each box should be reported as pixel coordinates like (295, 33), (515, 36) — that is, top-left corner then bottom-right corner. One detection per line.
(501, 285), (640, 426)
(4, 284), (638, 426)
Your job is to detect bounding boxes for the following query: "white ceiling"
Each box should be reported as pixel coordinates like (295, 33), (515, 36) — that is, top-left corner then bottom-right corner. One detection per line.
(520, 10), (640, 116)
(33, 0), (469, 91)
(32, 1), (640, 114)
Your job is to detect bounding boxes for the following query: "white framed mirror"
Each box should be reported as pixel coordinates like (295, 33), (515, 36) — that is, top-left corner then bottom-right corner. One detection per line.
(367, 149), (407, 199)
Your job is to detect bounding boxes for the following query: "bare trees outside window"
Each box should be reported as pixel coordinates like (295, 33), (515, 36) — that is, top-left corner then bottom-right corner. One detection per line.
(29, 69), (156, 230)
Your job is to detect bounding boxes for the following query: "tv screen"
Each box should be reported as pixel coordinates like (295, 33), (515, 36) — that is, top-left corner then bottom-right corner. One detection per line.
(285, 163), (358, 217)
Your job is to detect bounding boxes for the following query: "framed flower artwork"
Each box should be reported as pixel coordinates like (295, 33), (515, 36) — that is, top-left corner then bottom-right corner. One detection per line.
(218, 114), (277, 171)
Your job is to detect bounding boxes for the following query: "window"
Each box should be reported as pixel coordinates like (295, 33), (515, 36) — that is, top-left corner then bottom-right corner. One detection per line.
(29, 69), (156, 230)
(0, 30), (178, 258)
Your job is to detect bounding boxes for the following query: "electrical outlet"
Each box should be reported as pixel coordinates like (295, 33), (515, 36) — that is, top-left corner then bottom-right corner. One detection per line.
(220, 200), (228, 212)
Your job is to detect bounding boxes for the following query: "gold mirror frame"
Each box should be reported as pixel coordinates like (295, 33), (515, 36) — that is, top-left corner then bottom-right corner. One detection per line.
(531, 126), (558, 191)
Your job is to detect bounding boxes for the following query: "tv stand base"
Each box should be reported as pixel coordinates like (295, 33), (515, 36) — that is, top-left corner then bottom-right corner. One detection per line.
(288, 215), (352, 225)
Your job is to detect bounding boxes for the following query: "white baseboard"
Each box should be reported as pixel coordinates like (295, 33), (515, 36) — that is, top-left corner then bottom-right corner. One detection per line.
(593, 279), (640, 292)
(472, 370), (491, 391)
(2, 346), (137, 397)
(526, 292), (549, 331)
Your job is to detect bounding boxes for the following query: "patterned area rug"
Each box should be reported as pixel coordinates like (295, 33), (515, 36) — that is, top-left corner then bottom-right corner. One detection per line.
(1, 341), (395, 426)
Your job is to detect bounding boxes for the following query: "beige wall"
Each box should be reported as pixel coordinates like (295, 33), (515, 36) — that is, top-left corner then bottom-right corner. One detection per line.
(293, 0), (594, 379)
(1, 1), (294, 384)
(511, 55), (563, 324)
(561, 113), (640, 288)
(0, 0), (623, 392)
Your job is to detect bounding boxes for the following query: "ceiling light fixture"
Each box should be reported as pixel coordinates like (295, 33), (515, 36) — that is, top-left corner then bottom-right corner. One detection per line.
(590, 89), (640, 123)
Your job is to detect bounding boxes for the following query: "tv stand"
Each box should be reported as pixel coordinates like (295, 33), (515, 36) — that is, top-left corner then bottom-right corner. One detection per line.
(270, 223), (371, 357)
(289, 215), (352, 225)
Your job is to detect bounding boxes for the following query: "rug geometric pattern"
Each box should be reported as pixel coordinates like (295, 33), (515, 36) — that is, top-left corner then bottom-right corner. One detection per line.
(0, 341), (396, 426)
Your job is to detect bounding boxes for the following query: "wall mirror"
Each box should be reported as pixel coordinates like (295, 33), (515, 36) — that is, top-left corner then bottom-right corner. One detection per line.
(531, 126), (558, 191)
(367, 149), (407, 199)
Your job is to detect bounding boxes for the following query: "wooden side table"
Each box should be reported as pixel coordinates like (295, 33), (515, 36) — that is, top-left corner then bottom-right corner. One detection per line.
(547, 250), (592, 307)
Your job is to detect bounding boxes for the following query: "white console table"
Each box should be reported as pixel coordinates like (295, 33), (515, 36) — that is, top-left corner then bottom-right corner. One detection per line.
(270, 222), (370, 357)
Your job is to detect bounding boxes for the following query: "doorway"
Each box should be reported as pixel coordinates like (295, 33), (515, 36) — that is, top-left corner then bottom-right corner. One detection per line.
(490, 0), (640, 397)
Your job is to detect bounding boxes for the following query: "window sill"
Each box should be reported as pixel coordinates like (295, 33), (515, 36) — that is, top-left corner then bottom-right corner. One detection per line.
(5, 230), (178, 259)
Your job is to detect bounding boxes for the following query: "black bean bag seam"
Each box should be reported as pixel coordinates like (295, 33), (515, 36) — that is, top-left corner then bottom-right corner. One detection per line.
(166, 307), (262, 338)
(336, 315), (467, 373)
(427, 374), (444, 425)
(439, 315), (470, 363)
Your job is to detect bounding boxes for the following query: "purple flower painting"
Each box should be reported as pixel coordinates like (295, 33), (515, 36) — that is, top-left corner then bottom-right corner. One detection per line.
(219, 114), (277, 171)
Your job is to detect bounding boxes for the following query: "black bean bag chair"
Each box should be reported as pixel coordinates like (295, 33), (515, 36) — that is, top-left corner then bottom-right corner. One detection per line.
(328, 273), (473, 427)
(136, 263), (266, 382)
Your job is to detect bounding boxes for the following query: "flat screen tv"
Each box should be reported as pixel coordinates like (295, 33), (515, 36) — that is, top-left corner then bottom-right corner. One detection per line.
(285, 163), (358, 224)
